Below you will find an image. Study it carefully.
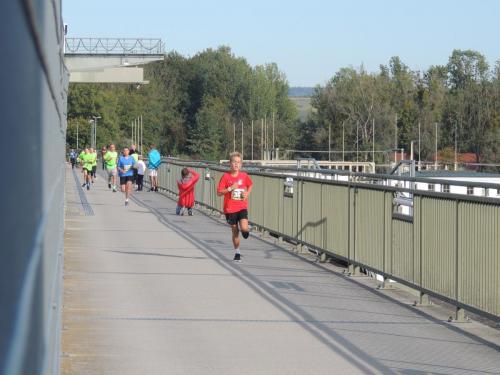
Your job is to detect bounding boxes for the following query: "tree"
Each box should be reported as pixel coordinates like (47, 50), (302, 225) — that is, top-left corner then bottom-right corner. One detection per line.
(66, 46), (299, 160)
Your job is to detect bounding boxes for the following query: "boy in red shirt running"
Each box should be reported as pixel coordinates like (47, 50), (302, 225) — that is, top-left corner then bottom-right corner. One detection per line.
(177, 168), (200, 216)
(217, 152), (253, 262)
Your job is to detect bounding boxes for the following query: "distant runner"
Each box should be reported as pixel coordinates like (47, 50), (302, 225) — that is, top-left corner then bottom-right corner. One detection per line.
(176, 168), (200, 216)
(69, 149), (77, 169)
(130, 144), (139, 189)
(101, 146), (107, 170)
(147, 144), (161, 192)
(217, 152), (253, 262)
(78, 148), (93, 190)
(89, 147), (97, 183)
(117, 147), (135, 206)
(78, 148), (86, 180)
(136, 155), (146, 191)
(104, 144), (118, 192)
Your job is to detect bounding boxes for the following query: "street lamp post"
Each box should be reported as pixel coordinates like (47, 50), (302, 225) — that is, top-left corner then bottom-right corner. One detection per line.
(434, 122), (438, 170)
(93, 116), (101, 149)
(88, 119), (94, 148)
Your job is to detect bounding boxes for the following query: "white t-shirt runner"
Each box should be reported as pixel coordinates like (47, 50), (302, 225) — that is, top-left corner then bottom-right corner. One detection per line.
(137, 160), (146, 175)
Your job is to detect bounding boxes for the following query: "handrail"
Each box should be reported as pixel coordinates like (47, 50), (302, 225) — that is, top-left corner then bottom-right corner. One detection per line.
(162, 158), (500, 191)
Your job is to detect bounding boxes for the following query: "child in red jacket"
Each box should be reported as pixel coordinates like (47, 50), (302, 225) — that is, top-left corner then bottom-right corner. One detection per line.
(176, 168), (200, 216)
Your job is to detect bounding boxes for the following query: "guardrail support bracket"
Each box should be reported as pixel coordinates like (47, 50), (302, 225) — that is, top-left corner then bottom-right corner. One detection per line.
(348, 264), (361, 277)
(419, 292), (430, 306)
(412, 292), (430, 306)
(377, 277), (394, 290)
(455, 307), (467, 323)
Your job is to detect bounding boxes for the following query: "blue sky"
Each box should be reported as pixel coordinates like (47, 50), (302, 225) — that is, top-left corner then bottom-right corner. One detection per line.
(63, 0), (500, 86)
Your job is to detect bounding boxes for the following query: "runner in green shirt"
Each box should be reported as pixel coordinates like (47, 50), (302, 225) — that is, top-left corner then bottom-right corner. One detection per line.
(130, 144), (139, 189)
(104, 144), (118, 192)
(89, 148), (98, 184)
(78, 148), (93, 190)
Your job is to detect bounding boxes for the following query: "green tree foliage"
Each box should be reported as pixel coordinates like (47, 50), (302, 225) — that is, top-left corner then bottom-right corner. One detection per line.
(66, 47), (298, 160)
(310, 50), (500, 164)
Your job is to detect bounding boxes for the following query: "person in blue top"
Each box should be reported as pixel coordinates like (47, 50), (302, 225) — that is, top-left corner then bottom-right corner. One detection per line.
(69, 149), (77, 169)
(147, 144), (161, 192)
(117, 147), (135, 206)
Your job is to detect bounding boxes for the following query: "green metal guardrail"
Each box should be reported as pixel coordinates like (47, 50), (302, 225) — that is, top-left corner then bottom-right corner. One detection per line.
(155, 159), (500, 322)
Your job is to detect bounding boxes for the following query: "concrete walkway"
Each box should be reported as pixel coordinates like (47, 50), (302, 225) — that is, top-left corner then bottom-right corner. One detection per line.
(61, 166), (500, 375)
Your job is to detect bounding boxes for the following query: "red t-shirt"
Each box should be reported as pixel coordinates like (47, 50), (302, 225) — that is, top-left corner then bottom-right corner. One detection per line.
(217, 171), (253, 214)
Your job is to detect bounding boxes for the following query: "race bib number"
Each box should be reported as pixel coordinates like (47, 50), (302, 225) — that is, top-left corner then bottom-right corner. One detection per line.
(231, 188), (244, 201)
(123, 165), (131, 171)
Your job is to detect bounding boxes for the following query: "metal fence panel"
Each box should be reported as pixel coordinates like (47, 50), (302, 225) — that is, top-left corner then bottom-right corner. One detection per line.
(193, 167), (204, 203)
(262, 176), (282, 233)
(212, 170), (225, 212)
(413, 196), (422, 285)
(248, 174), (264, 225)
(296, 180), (303, 241)
(458, 202), (500, 316)
(301, 182), (324, 248)
(421, 197), (457, 300)
(392, 219), (414, 283)
(354, 189), (386, 270)
(322, 184), (350, 258)
(283, 194), (294, 238)
(384, 192), (393, 274)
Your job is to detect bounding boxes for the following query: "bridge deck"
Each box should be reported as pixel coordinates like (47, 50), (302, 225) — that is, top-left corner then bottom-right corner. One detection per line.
(61, 165), (500, 374)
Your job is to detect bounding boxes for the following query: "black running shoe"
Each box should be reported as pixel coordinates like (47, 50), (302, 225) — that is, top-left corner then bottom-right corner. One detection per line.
(108, 183), (111, 189)
(86, 184), (90, 191)
(82, 183), (86, 187)
(155, 187), (159, 192)
(233, 253), (241, 262)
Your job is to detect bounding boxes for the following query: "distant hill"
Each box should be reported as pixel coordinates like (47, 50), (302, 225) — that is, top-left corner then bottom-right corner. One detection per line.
(288, 87), (315, 97)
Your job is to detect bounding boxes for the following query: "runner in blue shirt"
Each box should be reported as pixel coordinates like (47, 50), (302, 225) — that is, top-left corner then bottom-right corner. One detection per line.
(117, 147), (136, 206)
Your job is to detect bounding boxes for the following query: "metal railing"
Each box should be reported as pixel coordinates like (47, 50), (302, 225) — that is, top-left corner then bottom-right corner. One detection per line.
(64, 37), (165, 55)
(155, 158), (500, 322)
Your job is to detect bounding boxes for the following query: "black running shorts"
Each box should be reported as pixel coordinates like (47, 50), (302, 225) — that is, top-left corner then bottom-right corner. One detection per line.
(225, 209), (248, 225)
(120, 176), (134, 185)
